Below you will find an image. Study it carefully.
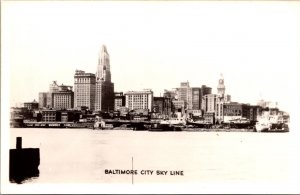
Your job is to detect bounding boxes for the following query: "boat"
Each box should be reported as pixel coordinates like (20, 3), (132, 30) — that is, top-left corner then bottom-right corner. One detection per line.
(186, 119), (213, 128)
(150, 118), (185, 131)
(255, 112), (289, 132)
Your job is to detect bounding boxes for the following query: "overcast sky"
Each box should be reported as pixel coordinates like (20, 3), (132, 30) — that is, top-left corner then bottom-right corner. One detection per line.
(3, 1), (300, 114)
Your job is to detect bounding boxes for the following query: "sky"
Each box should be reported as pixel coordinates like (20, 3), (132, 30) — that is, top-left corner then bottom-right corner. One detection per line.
(2, 1), (300, 114)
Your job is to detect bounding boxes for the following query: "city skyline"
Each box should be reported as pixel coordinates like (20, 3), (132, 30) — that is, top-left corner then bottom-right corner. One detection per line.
(3, 1), (300, 114)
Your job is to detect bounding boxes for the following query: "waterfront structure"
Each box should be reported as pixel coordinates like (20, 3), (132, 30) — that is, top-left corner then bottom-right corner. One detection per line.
(95, 45), (114, 111)
(41, 110), (59, 122)
(74, 70), (96, 110)
(24, 99), (39, 110)
(38, 93), (47, 108)
(52, 85), (74, 110)
(223, 102), (261, 123)
(153, 97), (173, 116)
(204, 112), (215, 124)
(114, 92), (125, 111)
(125, 89), (153, 111)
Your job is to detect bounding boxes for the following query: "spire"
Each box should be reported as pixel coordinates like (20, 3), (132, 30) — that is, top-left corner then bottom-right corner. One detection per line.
(96, 44), (111, 82)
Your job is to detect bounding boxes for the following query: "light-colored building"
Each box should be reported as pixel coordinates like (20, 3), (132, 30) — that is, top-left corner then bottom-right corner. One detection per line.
(215, 74), (231, 123)
(125, 89), (153, 111)
(202, 94), (218, 113)
(74, 70), (96, 110)
(95, 45), (114, 111)
(176, 81), (212, 110)
(52, 85), (74, 110)
(177, 81), (192, 109)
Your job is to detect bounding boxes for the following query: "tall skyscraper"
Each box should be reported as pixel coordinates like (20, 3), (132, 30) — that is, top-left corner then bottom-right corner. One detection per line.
(74, 70), (96, 110)
(95, 45), (114, 111)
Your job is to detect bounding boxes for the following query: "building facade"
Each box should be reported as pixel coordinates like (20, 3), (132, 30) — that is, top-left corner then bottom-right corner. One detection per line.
(24, 99), (39, 110)
(153, 97), (173, 116)
(38, 92), (47, 108)
(125, 89), (153, 111)
(191, 87), (201, 110)
(176, 81), (192, 109)
(95, 45), (114, 111)
(202, 94), (218, 113)
(114, 92), (125, 111)
(74, 70), (96, 110)
(52, 85), (74, 110)
(215, 74), (231, 123)
(176, 82), (212, 111)
(41, 110), (58, 122)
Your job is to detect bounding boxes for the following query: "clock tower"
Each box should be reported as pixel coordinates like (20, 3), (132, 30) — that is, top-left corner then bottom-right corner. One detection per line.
(217, 74), (225, 98)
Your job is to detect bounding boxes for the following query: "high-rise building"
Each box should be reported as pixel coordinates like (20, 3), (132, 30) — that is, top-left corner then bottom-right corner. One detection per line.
(202, 94), (218, 113)
(49, 81), (59, 93)
(74, 70), (96, 110)
(163, 89), (177, 100)
(125, 89), (153, 111)
(52, 85), (74, 109)
(114, 92), (125, 111)
(177, 81), (192, 109)
(95, 45), (114, 111)
(191, 88), (201, 110)
(201, 85), (212, 97)
(153, 97), (173, 115)
(38, 92), (47, 108)
(176, 82), (212, 110)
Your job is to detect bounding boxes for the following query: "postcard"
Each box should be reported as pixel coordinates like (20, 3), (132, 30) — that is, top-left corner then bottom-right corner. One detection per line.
(1, 1), (300, 194)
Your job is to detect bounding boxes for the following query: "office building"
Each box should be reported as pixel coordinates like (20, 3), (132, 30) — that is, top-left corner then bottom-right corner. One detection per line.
(153, 97), (173, 115)
(114, 92), (125, 111)
(125, 89), (153, 111)
(38, 92), (47, 108)
(52, 85), (74, 110)
(74, 70), (96, 110)
(24, 99), (39, 110)
(202, 94), (218, 113)
(95, 45), (114, 111)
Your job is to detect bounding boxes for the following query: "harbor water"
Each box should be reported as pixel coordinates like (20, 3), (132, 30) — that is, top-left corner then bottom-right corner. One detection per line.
(6, 128), (300, 193)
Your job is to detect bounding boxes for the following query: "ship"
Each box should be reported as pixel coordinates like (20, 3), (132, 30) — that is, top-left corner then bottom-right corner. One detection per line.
(150, 118), (185, 131)
(255, 112), (289, 132)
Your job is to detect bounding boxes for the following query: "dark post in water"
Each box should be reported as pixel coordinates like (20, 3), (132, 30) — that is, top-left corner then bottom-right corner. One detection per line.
(9, 137), (40, 184)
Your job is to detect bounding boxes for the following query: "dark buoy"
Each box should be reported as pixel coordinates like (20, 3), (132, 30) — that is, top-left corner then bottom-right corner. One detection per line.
(9, 137), (40, 184)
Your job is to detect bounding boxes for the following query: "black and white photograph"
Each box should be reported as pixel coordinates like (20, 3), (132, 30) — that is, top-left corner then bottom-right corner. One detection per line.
(1, 1), (300, 194)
